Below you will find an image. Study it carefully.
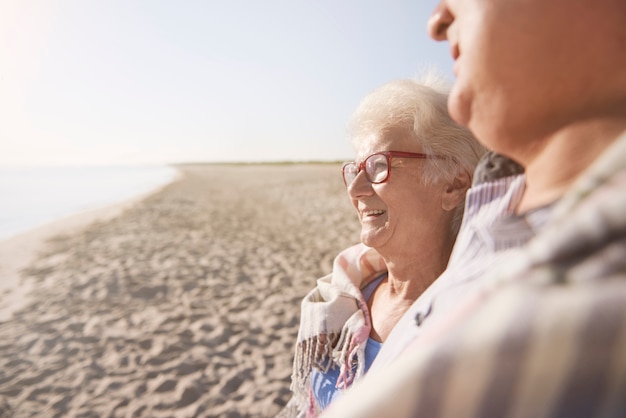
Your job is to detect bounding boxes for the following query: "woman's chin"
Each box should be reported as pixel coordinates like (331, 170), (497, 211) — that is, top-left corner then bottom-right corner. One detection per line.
(360, 232), (386, 250)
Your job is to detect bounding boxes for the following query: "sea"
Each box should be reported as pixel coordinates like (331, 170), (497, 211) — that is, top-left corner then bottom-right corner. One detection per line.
(0, 165), (178, 240)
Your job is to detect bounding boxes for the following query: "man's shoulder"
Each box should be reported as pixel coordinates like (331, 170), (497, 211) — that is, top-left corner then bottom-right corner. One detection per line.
(322, 269), (626, 418)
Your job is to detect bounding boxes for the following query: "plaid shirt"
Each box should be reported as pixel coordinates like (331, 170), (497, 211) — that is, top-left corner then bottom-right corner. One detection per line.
(322, 130), (626, 418)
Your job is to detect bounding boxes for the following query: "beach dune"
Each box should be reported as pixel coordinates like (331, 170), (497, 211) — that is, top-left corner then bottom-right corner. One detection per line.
(0, 164), (360, 417)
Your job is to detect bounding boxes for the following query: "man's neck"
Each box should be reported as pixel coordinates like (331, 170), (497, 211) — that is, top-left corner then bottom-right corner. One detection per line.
(517, 117), (626, 213)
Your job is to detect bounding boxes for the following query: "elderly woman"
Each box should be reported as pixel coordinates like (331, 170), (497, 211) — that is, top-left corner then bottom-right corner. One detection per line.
(284, 76), (485, 416)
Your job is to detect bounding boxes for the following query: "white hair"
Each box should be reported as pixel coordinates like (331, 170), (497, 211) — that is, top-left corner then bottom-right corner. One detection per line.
(348, 73), (487, 234)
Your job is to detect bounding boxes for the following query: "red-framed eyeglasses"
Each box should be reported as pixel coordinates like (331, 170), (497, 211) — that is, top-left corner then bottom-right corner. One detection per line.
(341, 150), (444, 186)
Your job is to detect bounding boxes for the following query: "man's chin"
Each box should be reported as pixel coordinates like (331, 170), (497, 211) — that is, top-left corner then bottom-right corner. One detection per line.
(447, 87), (472, 128)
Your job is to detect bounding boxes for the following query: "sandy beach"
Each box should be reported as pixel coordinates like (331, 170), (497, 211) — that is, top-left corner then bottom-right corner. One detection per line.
(0, 164), (360, 417)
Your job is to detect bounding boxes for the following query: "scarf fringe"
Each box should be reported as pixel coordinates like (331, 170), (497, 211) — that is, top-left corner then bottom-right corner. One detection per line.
(284, 243), (387, 417)
(289, 333), (337, 415)
(288, 328), (367, 417)
(332, 328), (366, 390)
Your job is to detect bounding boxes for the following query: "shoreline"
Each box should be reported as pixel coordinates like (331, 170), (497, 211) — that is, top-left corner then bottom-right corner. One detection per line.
(0, 163), (360, 416)
(0, 170), (181, 322)
(0, 164), (180, 242)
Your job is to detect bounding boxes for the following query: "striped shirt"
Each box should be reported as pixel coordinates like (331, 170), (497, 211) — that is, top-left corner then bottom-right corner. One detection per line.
(322, 130), (626, 418)
(371, 174), (537, 369)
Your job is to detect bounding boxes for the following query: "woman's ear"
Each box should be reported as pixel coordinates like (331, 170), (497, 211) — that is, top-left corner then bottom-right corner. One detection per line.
(441, 170), (471, 211)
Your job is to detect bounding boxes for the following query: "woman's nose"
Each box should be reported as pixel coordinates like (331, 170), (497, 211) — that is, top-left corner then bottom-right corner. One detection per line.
(427, 2), (453, 41)
(347, 171), (373, 199)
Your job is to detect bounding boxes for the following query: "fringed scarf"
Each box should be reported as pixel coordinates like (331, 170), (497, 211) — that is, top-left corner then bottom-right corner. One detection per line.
(286, 243), (387, 417)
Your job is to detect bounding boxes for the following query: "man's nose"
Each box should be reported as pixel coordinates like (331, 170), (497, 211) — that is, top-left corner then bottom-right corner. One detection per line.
(427, 2), (453, 41)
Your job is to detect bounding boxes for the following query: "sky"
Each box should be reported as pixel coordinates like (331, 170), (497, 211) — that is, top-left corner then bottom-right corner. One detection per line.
(0, 0), (453, 167)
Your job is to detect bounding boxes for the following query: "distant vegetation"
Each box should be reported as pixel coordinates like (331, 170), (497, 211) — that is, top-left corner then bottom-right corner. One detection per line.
(174, 160), (345, 167)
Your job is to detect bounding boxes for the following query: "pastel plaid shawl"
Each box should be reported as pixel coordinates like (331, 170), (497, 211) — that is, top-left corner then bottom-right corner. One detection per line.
(285, 243), (386, 417)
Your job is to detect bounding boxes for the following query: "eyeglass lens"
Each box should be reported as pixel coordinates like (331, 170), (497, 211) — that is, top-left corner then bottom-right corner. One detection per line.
(343, 153), (389, 186)
(366, 154), (388, 183)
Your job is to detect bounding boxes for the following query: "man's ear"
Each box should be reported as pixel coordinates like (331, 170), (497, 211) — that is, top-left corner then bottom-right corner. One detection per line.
(442, 170), (471, 211)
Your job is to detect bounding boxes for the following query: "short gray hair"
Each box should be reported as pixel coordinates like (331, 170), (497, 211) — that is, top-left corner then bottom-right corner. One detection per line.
(348, 74), (487, 235)
(348, 74), (486, 186)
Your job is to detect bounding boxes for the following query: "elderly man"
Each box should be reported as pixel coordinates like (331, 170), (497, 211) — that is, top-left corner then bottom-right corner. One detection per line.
(322, 0), (626, 417)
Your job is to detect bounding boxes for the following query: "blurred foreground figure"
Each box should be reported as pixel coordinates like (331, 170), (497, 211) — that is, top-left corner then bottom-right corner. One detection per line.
(323, 0), (626, 417)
